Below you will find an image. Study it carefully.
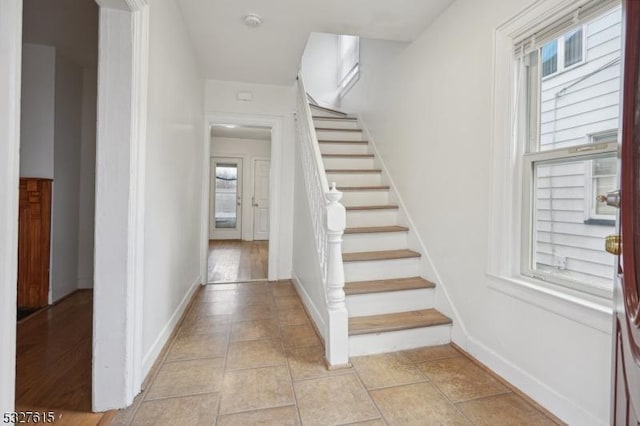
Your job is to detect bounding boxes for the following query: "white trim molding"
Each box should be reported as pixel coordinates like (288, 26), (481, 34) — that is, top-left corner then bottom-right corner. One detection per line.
(201, 113), (284, 283)
(0, 0), (23, 415)
(93, 0), (149, 411)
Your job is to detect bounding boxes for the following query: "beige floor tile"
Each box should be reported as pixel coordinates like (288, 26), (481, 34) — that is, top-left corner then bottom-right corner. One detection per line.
(198, 289), (236, 303)
(192, 301), (238, 316)
(294, 373), (380, 426)
(456, 393), (558, 426)
(145, 358), (224, 400)
(165, 331), (228, 361)
(274, 295), (303, 310)
(233, 303), (276, 322)
(347, 419), (388, 426)
(277, 307), (309, 326)
(231, 319), (280, 341)
(351, 352), (425, 389)
(281, 324), (322, 349)
(217, 405), (300, 426)
(130, 393), (218, 426)
(401, 344), (462, 364)
(286, 345), (351, 381)
(219, 365), (294, 415)
(370, 382), (470, 425)
(178, 316), (231, 337)
(417, 356), (509, 402)
(226, 338), (286, 370)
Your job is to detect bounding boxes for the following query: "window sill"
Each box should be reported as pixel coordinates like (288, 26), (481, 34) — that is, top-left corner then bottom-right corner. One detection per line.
(583, 218), (616, 226)
(486, 273), (613, 333)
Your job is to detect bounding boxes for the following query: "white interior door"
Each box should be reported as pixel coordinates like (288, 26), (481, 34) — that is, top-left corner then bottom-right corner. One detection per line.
(252, 159), (270, 240)
(210, 157), (242, 240)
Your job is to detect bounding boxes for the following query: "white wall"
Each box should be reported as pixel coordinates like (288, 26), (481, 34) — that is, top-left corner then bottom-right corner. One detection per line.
(204, 80), (295, 280)
(50, 53), (83, 302)
(20, 43), (55, 178)
(77, 67), (97, 289)
(301, 32), (340, 109)
(340, 0), (612, 424)
(141, 0), (204, 373)
(211, 136), (271, 241)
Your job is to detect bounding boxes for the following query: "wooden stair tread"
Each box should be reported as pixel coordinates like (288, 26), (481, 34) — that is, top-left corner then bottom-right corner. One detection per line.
(345, 277), (435, 295)
(345, 226), (409, 234)
(345, 205), (399, 211)
(313, 115), (358, 121)
(349, 309), (451, 335)
(343, 249), (421, 262)
(322, 154), (374, 158)
(338, 186), (389, 191)
(318, 140), (368, 144)
(325, 169), (381, 173)
(315, 127), (363, 132)
(309, 104), (348, 116)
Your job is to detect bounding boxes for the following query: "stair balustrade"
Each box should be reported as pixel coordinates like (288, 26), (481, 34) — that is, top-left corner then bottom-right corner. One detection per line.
(294, 74), (349, 367)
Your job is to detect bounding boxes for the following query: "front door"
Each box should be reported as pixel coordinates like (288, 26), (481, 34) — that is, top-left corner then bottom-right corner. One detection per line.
(252, 159), (270, 241)
(612, 1), (640, 424)
(210, 157), (242, 240)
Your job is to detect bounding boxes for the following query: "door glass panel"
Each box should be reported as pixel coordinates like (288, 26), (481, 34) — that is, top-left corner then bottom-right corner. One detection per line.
(215, 163), (238, 229)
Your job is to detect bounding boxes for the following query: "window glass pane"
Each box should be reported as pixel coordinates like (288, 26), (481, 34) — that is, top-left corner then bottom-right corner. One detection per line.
(533, 157), (616, 290)
(339, 35), (359, 85)
(564, 28), (583, 67)
(536, 7), (622, 151)
(215, 164), (238, 229)
(541, 40), (557, 77)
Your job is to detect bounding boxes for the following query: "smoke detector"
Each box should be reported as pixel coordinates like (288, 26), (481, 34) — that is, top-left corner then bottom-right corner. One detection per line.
(243, 14), (263, 28)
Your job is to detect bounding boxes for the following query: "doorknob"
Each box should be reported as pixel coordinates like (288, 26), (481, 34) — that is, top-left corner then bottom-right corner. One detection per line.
(597, 189), (620, 208)
(605, 234), (621, 255)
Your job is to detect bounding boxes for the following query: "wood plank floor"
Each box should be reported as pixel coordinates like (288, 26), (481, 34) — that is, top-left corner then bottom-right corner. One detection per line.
(15, 290), (114, 424)
(207, 240), (268, 283)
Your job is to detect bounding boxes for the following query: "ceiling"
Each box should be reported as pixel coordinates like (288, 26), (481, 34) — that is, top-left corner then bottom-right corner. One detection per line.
(22, 0), (98, 68)
(211, 124), (272, 140)
(176, 0), (454, 85)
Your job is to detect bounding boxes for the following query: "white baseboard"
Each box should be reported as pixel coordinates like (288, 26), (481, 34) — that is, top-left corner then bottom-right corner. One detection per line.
(77, 278), (94, 289)
(458, 334), (605, 426)
(291, 273), (327, 341)
(141, 276), (201, 379)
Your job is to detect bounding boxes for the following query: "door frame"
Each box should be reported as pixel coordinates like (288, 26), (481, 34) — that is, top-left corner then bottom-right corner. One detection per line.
(210, 157), (243, 240)
(252, 157), (271, 241)
(0, 0), (150, 413)
(202, 114), (283, 282)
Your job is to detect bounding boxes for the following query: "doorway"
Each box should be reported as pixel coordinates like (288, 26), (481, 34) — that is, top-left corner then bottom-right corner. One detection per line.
(207, 124), (272, 283)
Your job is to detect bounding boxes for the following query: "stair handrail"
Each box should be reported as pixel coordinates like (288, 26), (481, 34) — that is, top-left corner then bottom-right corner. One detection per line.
(295, 73), (348, 367)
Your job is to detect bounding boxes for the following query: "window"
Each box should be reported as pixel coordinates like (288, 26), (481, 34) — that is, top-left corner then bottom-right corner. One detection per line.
(337, 35), (359, 96)
(540, 27), (584, 77)
(521, 5), (622, 295)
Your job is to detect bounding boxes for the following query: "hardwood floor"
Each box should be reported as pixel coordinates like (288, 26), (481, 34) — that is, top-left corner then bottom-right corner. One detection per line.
(15, 290), (113, 425)
(207, 240), (268, 283)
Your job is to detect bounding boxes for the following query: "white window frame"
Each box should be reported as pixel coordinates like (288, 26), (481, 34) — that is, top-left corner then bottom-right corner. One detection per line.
(487, 0), (618, 331)
(541, 26), (586, 79)
(584, 130), (619, 222)
(337, 35), (360, 98)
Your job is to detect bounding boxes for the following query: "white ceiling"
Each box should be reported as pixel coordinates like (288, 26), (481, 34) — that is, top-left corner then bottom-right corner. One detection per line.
(176, 0), (454, 85)
(211, 125), (271, 140)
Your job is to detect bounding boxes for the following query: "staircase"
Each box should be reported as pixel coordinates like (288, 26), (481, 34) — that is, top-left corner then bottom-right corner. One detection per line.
(310, 103), (452, 357)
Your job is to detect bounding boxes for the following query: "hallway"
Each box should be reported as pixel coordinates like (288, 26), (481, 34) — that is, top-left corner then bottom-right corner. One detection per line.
(207, 240), (268, 283)
(113, 281), (561, 425)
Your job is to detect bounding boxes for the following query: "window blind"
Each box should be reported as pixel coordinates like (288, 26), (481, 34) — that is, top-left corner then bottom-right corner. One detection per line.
(513, 0), (619, 57)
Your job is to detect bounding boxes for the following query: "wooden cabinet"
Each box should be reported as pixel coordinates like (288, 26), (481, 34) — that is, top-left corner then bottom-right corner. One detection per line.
(17, 178), (52, 309)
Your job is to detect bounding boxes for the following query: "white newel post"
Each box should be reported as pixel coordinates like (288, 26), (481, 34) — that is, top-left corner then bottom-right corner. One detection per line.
(325, 182), (349, 366)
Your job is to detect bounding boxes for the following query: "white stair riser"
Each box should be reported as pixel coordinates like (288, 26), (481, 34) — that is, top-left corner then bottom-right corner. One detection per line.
(343, 257), (421, 282)
(340, 190), (389, 206)
(319, 143), (369, 155)
(349, 324), (451, 356)
(346, 288), (434, 317)
(346, 209), (399, 227)
(326, 172), (381, 187)
(309, 107), (346, 118)
(342, 231), (407, 253)
(313, 118), (360, 129)
(316, 130), (363, 141)
(323, 157), (375, 169)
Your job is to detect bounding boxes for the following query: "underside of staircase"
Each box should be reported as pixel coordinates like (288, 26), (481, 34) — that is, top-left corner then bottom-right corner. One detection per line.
(311, 103), (452, 357)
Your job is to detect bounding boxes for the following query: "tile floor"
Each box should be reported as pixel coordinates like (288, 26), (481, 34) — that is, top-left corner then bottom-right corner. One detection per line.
(113, 281), (561, 426)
